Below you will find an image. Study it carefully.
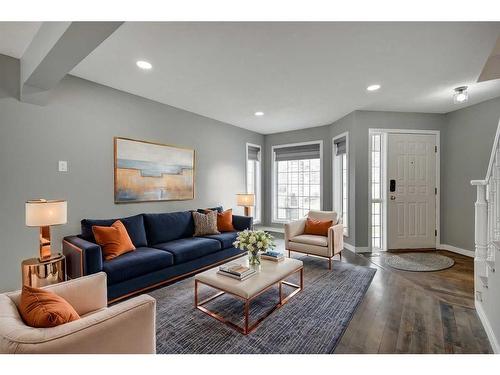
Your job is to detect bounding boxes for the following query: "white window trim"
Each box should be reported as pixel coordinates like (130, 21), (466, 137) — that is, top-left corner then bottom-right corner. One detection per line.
(271, 140), (323, 224)
(368, 128), (440, 251)
(332, 132), (349, 237)
(245, 142), (262, 225)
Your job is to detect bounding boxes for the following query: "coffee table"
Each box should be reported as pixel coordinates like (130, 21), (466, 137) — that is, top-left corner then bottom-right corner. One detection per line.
(194, 257), (303, 335)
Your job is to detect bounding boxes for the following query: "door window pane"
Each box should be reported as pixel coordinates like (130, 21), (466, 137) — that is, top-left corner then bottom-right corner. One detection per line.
(371, 134), (383, 249)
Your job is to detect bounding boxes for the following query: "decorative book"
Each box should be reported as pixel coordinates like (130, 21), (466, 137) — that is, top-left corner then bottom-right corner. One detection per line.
(261, 254), (285, 262)
(217, 269), (256, 281)
(219, 263), (253, 277)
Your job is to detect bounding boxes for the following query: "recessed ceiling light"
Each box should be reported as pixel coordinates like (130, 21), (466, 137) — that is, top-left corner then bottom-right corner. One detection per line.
(366, 84), (381, 92)
(453, 86), (468, 104)
(136, 60), (152, 70)
(254, 111), (264, 117)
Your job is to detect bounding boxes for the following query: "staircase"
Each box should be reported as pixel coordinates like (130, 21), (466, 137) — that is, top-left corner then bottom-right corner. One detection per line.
(472, 118), (500, 353)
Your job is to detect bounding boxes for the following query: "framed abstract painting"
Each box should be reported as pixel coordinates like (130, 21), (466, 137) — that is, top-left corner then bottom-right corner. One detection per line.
(114, 137), (195, 203)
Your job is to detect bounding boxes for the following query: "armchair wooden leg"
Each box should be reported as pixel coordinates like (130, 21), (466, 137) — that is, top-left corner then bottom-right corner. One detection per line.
(339, 251), (342, 260)
(328, 257), (332, 270)
(288, 249), (291, 258)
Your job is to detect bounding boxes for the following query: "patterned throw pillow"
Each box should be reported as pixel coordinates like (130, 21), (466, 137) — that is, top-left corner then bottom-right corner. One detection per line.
(192, 210), (220, 236)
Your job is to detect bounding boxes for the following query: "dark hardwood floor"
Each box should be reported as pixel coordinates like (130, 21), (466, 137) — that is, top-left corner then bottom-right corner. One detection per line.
(331, 249), (492, 353)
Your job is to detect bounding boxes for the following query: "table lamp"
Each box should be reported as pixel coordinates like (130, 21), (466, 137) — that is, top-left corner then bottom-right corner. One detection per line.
(26, 199), (67, 261)
(236, 193), (255, 217)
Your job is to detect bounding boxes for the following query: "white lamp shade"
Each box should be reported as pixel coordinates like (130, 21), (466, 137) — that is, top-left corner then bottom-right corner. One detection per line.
(26, 200), (67, 227)
(236, 193), (255, 207)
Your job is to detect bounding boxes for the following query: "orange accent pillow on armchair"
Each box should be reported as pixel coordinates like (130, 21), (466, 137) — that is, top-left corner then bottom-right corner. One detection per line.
(19, 285), (80, 328)
(92, 220), (136, 260)
(304, 218), (333, 237)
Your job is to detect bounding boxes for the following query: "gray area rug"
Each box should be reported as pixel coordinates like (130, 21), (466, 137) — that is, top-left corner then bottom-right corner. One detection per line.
(150, 255), (376, 354)
(385, 252), (455, 272)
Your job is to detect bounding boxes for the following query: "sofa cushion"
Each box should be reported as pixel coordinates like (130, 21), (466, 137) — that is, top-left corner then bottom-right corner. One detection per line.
(196, 206), (223, 214)
(81, 214), (147, 248)
(143, 211), (194, 245)
(290, 234), (328, 247)
(102, 247), (174, 285)
(153, 237), (221, 264)
(204, 231), (238, 249)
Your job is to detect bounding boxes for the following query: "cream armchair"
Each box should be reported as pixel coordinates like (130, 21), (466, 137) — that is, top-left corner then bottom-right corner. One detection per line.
(0, 272), (156, 354)
(284, 210), (344, 269)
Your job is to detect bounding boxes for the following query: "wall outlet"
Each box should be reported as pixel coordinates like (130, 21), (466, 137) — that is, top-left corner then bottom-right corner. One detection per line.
(58, 160), (68, 172)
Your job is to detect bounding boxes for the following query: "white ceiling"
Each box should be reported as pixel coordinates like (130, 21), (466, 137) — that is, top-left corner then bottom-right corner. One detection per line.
(0, 22), (41, 58)
(1, 22), (500, 134)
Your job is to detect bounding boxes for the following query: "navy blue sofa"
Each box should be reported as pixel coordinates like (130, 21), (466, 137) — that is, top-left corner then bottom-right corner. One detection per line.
(63, 209), (251, 302)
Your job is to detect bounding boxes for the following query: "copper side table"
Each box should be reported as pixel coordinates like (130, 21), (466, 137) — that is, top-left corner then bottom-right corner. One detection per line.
(21, 253), (66, 288)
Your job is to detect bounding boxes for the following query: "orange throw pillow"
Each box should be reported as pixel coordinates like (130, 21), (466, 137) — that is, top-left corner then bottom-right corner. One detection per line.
(217, 209), (235, 232)
(92, 220), (136, 260)
(19, 285), (80, 328)
(204, 208), (235, 232)
(304, 218), (333, 236)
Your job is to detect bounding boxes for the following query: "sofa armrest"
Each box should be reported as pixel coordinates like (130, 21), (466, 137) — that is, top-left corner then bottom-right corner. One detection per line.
(328, 223), (344, 257)
(0, 294), (156, 354)
(63, 235), (103, 278)
(284, 219), (306, 248)
(232, 215), (253, 231)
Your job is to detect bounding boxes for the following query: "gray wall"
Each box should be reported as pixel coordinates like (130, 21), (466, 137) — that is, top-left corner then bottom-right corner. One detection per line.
(442, 96), (500, 251)
(263, 110), (445, 249)
(263, 105), (500, 252)
(2, 48), (500, 291)
(0, 54), (263, 292)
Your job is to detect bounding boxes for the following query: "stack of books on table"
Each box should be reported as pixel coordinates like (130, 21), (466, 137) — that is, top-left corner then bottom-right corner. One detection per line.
(217, 263), (256, 281)
(261, 250), (285, 262)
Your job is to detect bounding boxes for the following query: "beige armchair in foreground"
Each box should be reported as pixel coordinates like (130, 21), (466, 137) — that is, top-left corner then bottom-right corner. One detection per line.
(0, 272), (156, 354)
(284, 210), (344, 270)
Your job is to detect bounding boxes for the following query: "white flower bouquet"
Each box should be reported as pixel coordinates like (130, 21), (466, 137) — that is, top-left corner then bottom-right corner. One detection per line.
(233, 229), (276, 265)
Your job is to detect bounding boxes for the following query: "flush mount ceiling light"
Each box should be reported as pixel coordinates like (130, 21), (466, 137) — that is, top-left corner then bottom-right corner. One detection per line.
(136, 60), (152, 70)
(366, 84), (381, 92)
(453, 86), (468, 104)
(254, 111), (264, 116)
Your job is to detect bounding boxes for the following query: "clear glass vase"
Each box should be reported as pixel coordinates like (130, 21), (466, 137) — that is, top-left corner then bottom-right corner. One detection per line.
(248, 250), (261, 266)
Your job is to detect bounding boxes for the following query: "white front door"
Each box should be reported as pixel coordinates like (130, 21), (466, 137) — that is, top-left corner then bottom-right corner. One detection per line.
(387, 133), (437, 249)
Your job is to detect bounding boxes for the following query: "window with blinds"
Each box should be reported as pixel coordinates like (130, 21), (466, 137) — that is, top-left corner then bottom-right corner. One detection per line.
(246, 144), (261, 223)
(273, 142), (322, 222)
(333, 135), (349, 236)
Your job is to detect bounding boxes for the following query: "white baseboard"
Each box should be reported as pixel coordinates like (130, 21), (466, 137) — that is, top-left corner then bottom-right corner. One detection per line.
(439, 243), (475, 258)
(476, 300), (500, 353)
(344, 243), (370, 253)
(344, 243), (355, 252)
(344, 242), (474, 257)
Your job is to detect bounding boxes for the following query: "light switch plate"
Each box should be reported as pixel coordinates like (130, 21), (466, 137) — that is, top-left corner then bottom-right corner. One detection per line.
(58, 160), (68, 172)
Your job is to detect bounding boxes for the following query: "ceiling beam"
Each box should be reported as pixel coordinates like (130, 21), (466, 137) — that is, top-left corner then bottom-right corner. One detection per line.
(478, 36), (500, 83)
(20, 21), (123, 105)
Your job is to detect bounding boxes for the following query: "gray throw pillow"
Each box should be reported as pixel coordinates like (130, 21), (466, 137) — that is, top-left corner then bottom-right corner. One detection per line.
(192, 210), (220, 236)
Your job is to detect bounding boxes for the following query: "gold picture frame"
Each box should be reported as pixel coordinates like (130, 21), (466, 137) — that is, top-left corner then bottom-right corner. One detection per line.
(114, 137), (195, 203)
